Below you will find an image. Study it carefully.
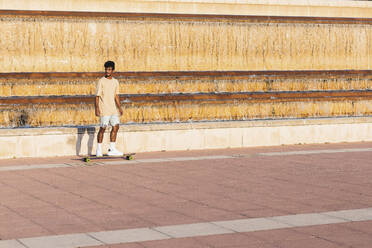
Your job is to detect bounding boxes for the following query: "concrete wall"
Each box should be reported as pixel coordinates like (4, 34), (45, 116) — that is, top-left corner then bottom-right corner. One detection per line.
(1, 0), (372, 17)
(1, 117), (372, 159)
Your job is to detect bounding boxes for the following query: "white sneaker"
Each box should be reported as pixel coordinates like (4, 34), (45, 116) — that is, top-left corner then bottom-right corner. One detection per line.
(108, 148), (123, 156)
(96, 148), (103, 157)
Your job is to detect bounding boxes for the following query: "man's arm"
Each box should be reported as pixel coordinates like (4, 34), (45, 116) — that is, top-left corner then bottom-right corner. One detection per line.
(115, 94), (123, 116)
(95, 96), (101, 117)
(95, 79), (103, 117)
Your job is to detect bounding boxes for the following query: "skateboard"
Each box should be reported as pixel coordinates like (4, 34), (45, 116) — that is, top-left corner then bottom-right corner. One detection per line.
(83, 153), (136, 163)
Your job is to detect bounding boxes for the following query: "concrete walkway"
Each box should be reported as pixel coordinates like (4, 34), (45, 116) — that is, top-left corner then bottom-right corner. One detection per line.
(0, 142), (372, 247)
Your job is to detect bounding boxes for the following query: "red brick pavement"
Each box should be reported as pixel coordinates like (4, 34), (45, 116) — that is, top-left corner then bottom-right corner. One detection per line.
(0, 142), (372, 247)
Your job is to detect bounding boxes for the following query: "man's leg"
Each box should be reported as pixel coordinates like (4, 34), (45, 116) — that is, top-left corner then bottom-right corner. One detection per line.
(96, 127), (106, 156)
(108, 115), (122, 155)
(110, 124), (119, 142)
(97, 127), (106, 143)
(96, 116), (109, 157)
(108, 124), (121, 154)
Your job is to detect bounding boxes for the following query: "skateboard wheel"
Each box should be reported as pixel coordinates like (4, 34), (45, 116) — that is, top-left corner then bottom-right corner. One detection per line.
(84, 158), (91, 162)
(126, 155), (133, 160)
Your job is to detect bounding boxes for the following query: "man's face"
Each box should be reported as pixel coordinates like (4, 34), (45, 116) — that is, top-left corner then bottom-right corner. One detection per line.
(105, 67), (114, 77)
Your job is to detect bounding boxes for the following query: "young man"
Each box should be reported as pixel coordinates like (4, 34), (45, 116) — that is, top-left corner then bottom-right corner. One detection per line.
(95, 61), (123, 157)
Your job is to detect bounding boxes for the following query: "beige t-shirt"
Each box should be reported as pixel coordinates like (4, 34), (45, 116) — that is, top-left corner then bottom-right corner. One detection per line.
(96, 77), (120, 116)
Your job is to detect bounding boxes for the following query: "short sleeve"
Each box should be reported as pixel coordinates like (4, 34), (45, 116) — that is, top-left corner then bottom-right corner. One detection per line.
(115, 80), (119, 95)
(96, 79), (103, 96)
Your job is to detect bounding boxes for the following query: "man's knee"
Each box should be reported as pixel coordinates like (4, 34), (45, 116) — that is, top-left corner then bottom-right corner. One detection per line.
(112, 125), (119, 132)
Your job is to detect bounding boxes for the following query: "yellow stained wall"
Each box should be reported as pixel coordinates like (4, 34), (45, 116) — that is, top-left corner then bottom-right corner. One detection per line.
(1, 0), (372, 18)
(1, 99), (372, 127)
(1, 15), (372, 72)
(2, 77), (372, 97)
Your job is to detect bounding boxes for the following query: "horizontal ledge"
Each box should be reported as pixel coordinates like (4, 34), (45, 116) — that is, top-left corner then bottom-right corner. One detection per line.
(1, 91), (372, 105)
(1, 70), (372, 80)
(2, 117), (372, 136)
(1, 10), (372, 24)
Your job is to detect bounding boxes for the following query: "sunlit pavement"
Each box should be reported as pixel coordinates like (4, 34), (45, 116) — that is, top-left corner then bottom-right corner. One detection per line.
(1, 142), (372, 248)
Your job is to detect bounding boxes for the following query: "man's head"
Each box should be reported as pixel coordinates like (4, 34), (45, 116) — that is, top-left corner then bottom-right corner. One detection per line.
(104, 61), (115, 78)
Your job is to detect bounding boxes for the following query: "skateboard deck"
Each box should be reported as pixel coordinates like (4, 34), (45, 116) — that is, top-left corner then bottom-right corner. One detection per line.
(83, 153), (135, 163)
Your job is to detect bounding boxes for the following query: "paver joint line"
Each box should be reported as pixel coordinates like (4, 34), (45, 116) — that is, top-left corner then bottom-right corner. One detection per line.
(88, 228), (171, 244)
(153, 222), (235, 238)
(86, 233), (107, 246)
(19, 233), (104, 248)
(149, 227), (176, 239)
(0, 240), (27, 248)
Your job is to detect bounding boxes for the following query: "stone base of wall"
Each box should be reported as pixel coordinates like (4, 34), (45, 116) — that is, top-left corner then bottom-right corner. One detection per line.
(1, 117), (372, 159)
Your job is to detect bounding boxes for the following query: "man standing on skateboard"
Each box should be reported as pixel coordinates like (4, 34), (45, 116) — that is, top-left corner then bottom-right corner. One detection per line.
(95, 61), (123, 157)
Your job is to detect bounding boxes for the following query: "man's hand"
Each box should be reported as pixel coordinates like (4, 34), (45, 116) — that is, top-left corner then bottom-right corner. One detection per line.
(95, 96), (100, 117)
(115, 95), (123, 116)
(95, 108), (101, 117)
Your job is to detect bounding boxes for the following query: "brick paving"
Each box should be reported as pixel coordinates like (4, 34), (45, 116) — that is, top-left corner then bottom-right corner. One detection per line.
(0, 142), (372, 247)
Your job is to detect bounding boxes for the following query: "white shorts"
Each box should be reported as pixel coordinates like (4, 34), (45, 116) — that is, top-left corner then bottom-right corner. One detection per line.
(100, 115), (120, 127)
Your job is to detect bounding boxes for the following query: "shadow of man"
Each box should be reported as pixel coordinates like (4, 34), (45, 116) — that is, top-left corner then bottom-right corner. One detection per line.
(76, 127), (96, 156)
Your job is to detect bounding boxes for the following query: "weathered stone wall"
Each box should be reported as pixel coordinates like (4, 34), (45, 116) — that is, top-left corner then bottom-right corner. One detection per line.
(1, 0), (372, 17)
(1, 12), (372, 72)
